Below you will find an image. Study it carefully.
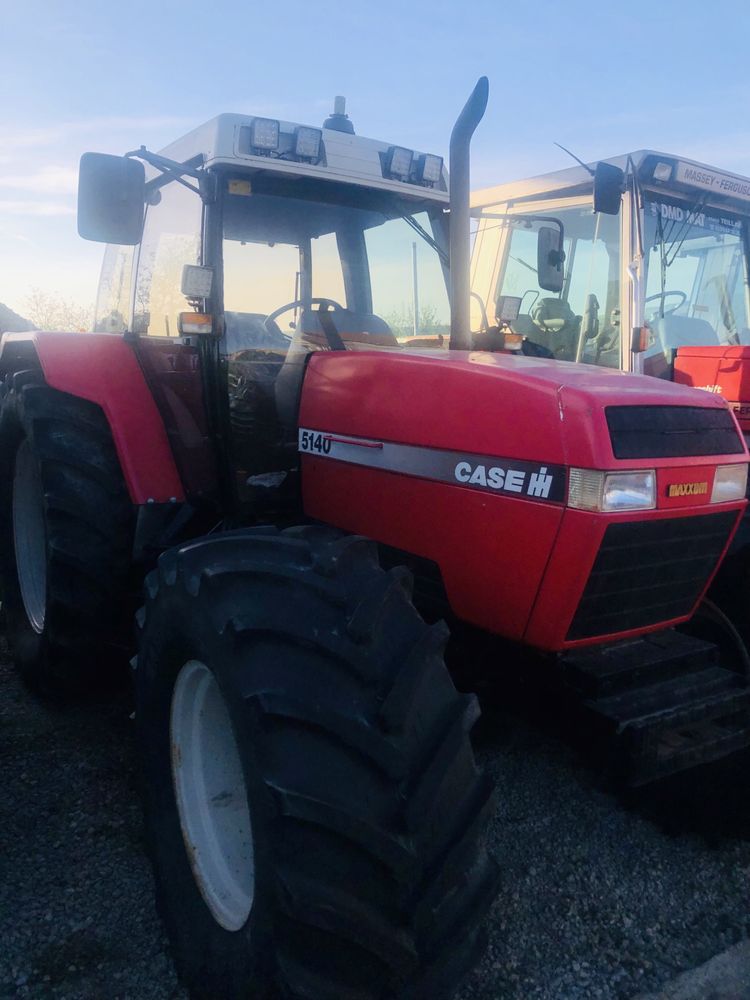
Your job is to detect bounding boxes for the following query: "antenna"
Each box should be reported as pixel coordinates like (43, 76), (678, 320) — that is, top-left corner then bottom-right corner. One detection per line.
(554, 142), (595, 177)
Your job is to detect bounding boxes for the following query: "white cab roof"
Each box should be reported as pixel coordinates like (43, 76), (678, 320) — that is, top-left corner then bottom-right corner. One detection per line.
(156, 113), (449, 205)
(472, 150), (750, 212)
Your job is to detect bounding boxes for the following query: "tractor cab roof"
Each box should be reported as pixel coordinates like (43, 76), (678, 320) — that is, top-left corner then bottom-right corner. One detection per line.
(156, 113), (450, 207)
(472, 149), (750, 216)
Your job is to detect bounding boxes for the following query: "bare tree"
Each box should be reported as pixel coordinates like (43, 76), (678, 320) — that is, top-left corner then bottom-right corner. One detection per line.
(24, 288), (93, 332)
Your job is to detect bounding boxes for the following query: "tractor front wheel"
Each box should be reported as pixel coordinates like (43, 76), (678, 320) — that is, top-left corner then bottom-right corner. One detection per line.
(135, 526), (498, 1000)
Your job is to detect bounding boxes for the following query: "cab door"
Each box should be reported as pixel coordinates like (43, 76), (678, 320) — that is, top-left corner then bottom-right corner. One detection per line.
(130, 177), (219, 504)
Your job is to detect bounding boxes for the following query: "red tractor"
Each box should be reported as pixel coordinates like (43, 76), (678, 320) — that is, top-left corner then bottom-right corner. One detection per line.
(2, 83), (750, 999)
(470, 150), (750, 641)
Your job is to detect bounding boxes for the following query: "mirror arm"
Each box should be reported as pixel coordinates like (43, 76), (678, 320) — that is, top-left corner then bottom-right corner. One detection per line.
(479, 212), (565, 247)
(515, 215), (564, 247)
(126, 148), (214, 203)
(125, 146), (203, 180)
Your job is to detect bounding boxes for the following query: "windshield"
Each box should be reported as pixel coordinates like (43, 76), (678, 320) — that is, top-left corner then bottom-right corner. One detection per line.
(221, 182), (449, 354)
(219, 178), (450, 503)
(643, 196), (750, 350)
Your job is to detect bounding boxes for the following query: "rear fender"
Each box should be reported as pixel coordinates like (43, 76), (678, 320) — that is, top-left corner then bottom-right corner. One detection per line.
(0, 332), (184, 504)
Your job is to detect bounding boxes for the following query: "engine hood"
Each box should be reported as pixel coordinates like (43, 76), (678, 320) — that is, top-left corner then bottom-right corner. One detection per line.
(299, 349), (737, 471)
(298, 348), (746, 650)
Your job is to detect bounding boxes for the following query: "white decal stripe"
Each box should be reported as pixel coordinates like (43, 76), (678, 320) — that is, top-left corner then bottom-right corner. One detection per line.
(298, 428), (566, 503)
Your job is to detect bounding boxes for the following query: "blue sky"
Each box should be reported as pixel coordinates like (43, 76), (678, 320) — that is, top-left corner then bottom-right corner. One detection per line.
(3, 0), (750, 314)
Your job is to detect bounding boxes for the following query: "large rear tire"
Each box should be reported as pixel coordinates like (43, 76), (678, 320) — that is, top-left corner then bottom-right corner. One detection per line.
(0, 372), (134, 694)
(135, 526), (498, 1000)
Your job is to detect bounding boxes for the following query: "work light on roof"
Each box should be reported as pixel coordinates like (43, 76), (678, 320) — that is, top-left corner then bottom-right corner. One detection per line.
(415, 153), (443, 186)
(250, 117), (280, 151)
(385, 146), (414, 181)
(653, 161), (673, 182)
(295, 126), (322, 160)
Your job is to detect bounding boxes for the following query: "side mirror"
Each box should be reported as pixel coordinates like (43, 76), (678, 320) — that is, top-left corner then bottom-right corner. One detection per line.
(77, 153), (145, 245)
(537, 226), (564, 293)
(593, 162), (625, 216)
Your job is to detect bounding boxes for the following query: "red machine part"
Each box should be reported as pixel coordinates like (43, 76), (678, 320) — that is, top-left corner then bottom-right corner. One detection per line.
(299, 349), (748, 652)
(674, 345), (750, 433)
(0, 333), (184, 504)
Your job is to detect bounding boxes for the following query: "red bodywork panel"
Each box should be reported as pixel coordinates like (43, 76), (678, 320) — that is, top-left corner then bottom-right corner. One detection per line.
(299, 349), (747, 652)
(0, 332), (184, 504)
(674, 345), (750, 433)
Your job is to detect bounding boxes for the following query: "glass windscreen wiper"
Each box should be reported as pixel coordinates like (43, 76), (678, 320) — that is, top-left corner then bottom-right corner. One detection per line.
(403, 214), (449, 266)
(652, 193), (709, 316)
(509, 254), (538, 275)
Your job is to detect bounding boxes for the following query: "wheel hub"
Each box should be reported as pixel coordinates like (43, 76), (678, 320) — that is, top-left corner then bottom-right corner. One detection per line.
(170, 660), (255, 931)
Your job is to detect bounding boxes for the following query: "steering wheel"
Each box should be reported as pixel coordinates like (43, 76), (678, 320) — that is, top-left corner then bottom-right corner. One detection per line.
(264, 298), (347, 351)
(644, 290), (688, 316)
(264, 297), (346, 329)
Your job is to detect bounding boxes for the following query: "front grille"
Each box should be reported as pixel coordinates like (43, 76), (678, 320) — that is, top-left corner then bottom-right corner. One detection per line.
(567, 511), (737, 641)
(606, 406), (743, 459)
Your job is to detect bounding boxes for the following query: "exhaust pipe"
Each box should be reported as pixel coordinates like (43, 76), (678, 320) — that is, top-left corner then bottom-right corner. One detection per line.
(449, 76), (489, 351)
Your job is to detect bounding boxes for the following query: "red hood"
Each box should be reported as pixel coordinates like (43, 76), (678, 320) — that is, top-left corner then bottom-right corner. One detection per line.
(300, 349), (744, 471)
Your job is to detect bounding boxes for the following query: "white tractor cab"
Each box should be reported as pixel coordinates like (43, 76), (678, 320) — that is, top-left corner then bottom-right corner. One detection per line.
(470, 151), (750, 378)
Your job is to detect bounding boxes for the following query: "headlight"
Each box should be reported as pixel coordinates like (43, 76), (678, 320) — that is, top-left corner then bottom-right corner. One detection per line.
(568, 468), (656, 512)
(653, 161), (673, 182)
(711, 463), (748, 503)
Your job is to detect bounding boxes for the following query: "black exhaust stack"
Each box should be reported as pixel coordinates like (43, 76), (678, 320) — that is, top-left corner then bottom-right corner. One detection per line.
(449, 76), (489, 351)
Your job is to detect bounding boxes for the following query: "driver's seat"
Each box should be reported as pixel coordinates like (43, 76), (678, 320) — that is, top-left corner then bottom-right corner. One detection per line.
(275, 306), (398, 430)
(651, 314), (718, 349)
(296, 307), (398, 350)
(529, 298), (580, 360)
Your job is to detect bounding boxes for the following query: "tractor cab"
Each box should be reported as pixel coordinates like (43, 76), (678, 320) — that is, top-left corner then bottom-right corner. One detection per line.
(84, 109), (455, 507)
(471, 151), (750, 398)
(83, 105), (520, 509)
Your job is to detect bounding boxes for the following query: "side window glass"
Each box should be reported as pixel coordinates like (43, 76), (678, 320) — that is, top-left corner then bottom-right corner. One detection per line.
(497, 226), (547, 315)
(93, 244), (134, 333)
(311, 232), (346, 306)
(496, 207), (620, 366)
(223, 239), (302, 357)
(365, 214), (450, 341)
(134, 181), (202, 337)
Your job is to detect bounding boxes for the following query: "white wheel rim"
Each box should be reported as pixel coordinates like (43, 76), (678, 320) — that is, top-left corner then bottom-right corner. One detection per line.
(170, 660), (255, 931)
(12, 438), (47, 634)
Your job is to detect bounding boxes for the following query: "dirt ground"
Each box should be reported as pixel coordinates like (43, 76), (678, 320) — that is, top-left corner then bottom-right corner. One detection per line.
(2, 641), (749, 1000)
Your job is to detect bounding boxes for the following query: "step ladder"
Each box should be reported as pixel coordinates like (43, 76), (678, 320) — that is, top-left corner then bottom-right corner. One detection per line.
(563, 630), (750, 785)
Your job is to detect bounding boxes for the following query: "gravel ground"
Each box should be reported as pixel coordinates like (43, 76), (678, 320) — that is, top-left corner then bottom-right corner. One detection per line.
(1, 639), (749, 1000)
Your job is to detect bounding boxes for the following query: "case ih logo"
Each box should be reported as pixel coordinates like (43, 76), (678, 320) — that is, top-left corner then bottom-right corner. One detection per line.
(667, 481), (708, 498)
(454, 461), (557, 499)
